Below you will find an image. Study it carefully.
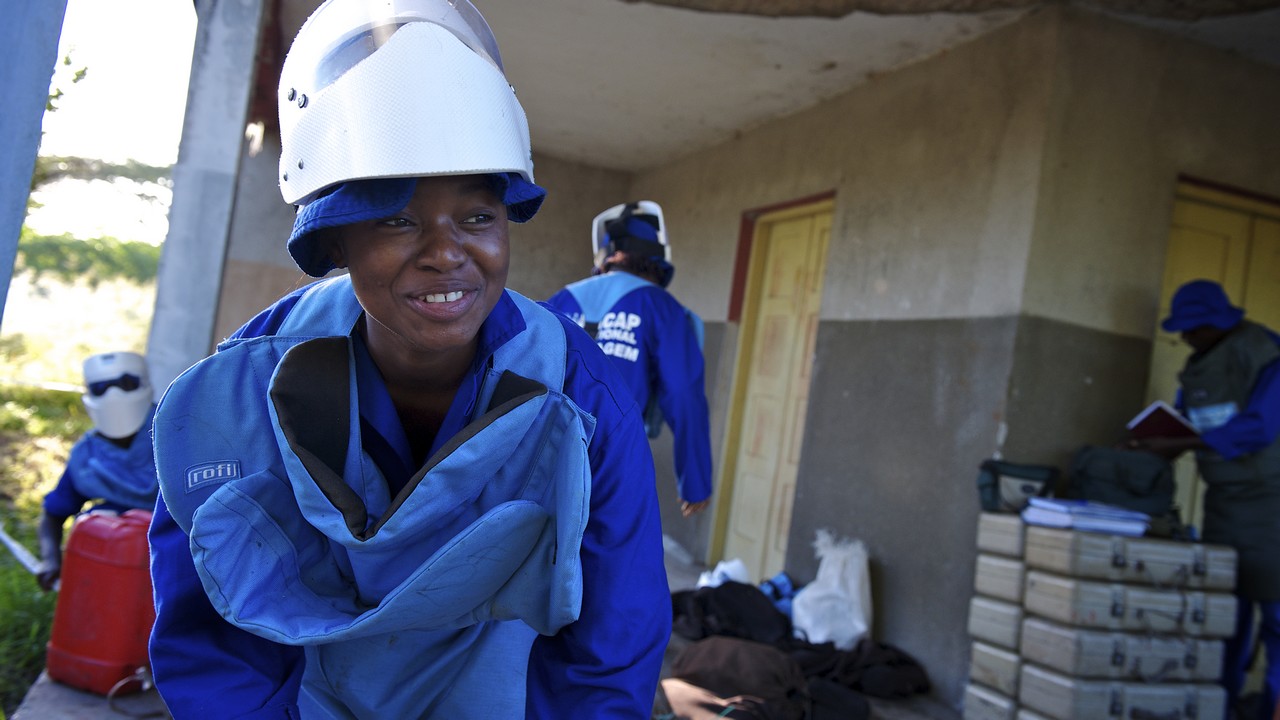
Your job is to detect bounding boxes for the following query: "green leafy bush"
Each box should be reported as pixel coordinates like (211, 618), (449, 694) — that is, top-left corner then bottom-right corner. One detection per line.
(15, 230), (160, 288)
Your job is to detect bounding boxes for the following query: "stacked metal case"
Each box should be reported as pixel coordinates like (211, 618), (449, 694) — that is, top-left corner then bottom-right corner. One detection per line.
(964, 513), (1238, 720)
(965, 512), (1030, 719)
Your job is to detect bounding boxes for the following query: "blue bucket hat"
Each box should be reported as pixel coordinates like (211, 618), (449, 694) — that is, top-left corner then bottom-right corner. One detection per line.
(287, 172), (546, 277)
(1160, 279), (1244, 332)
(603, 216), (674, 287)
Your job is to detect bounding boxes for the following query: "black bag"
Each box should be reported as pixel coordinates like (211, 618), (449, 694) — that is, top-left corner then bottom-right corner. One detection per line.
(976, 459), (1059, 512)
(672, 581), (794, 645)
(1067, 445), (1174, 517)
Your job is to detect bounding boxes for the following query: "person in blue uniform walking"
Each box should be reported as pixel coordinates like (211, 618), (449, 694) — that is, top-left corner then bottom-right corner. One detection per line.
(35, 351), (157, 591)
(146, 1), (670, 718)
(546, 201), (713, 517)
(1132, 279), (1280, 720)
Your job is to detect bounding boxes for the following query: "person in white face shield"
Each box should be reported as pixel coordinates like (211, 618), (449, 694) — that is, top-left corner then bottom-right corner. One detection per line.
(146, 1), (670, 718)
(35, 351), (158, 591)
(546, 202), (713, 518)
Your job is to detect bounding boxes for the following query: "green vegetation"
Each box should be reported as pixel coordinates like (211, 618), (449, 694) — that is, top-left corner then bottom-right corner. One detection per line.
(15, 229), (161, 287)
(0, 385), (90, 718)
(30, 156), (170, 191)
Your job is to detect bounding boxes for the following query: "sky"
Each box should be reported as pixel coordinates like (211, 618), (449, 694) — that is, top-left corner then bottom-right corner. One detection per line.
(23, 0), (198, 245)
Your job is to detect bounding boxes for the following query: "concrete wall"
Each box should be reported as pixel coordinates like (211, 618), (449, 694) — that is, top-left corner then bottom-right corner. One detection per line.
(629, 9), (1057, 708)
(1025, 10), (1280, 339)
(626, 5), (1280, 710)
(214, 133), (303, 341)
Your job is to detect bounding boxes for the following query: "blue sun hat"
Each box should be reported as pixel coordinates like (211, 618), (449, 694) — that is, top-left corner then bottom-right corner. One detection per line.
(277, 0), (546, 277)
(1160, 279), (1244, 332)
(287, 173), (546, 277)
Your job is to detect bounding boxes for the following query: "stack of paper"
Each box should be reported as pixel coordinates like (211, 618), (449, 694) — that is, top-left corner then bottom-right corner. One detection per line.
(1020, 497), (1150, 537)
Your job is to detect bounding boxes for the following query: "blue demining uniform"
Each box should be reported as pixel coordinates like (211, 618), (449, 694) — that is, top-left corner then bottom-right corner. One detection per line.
(148, 276), (671, 719)
(43, 405), (158, 518)
(547, 271), (713, 505)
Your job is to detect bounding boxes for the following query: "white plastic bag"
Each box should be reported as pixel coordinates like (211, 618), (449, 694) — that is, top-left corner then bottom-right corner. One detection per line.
(791, 529), (872, 650)
(695, 557), (750, 588)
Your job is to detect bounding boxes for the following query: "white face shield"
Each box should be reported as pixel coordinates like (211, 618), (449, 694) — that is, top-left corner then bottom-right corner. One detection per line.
(81, 352), (153, 439)
(591, 201), (670, 268)
(277, 0), (534, 206)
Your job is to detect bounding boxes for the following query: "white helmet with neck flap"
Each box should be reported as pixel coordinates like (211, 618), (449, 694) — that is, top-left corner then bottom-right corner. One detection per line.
(82, 351), (152, 440)
(277, 0), (534, 207)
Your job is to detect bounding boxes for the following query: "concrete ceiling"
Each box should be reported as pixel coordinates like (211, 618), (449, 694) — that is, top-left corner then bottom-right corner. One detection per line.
(278, 0), (1280, 173)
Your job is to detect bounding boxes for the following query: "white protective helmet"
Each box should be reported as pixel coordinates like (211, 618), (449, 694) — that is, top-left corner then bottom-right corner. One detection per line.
(277, 0), (534, 207)
(82, 352), (153, 439)
(591, 201), (669, 265)
(591, 201), (674, 286)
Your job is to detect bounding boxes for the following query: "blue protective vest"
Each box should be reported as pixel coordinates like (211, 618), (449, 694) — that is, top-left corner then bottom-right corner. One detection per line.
(154, 277), (596, 718)
(1180, 321), (1280, 599)
(57, 405), (158, 513)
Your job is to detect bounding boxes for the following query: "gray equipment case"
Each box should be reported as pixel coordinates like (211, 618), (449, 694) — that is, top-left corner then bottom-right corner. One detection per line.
(1022, 570), (1237, 637)
(971, 640), (1022, 697)
(1019, 616), (1224, 682)
(975, 554), (1027, 604)
(978, 512), (1028, 558)
(1017, 664), (1226, 720)
(969, 595), (1025, 650)
(964, 682), (1017, 720)
(1024, 527), (1236, 590)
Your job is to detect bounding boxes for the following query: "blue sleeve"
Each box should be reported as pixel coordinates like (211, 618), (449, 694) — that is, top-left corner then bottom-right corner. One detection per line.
(43, 440), (91, 519)
(1200, 358), (1280, 460)
(652, 298), (713, 504)
(525, 318), (671, 720)
(149, 483), (304, 719)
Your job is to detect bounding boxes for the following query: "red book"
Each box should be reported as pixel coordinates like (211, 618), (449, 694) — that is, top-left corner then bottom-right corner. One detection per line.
(1126, 400), (1199, 440)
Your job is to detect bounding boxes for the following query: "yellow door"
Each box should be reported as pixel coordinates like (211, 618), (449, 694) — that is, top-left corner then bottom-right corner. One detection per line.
(1149, 184), (1280, 527)
(717, 200), (832, 583)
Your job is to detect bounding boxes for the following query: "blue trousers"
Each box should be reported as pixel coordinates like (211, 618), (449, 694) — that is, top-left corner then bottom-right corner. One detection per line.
(1223, 598), (1280, 720)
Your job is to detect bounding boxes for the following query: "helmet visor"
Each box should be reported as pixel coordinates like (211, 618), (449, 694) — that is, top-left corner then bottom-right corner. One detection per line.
(88, 373), (144, 397)
(292, 0), (505, 97)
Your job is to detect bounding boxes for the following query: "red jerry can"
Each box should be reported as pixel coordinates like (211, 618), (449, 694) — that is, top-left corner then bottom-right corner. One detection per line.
(45, 509), (156, 696)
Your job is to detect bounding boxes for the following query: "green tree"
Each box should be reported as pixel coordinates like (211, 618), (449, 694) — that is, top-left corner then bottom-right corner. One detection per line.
(14, 229), (160, 287)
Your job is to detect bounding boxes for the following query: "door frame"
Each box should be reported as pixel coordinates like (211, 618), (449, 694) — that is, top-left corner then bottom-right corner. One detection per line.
(710, 191), (835, 566)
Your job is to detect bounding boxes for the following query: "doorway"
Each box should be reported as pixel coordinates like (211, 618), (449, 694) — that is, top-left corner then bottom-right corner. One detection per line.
(714, 196), (833, 583)
(1147, 180), (1280, 528)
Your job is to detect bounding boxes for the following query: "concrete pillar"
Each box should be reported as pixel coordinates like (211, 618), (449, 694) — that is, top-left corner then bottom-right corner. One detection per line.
(147, 0), (265, 394)
(0, 0), (69, 324)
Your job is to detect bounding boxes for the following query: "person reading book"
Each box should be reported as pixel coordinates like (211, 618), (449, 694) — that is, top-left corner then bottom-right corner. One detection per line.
(1130, 279), (1280, 720)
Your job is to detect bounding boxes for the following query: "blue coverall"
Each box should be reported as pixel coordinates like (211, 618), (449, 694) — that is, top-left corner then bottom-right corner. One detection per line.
(547, 272), (713, 505)
(148, 284), (671, 718)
